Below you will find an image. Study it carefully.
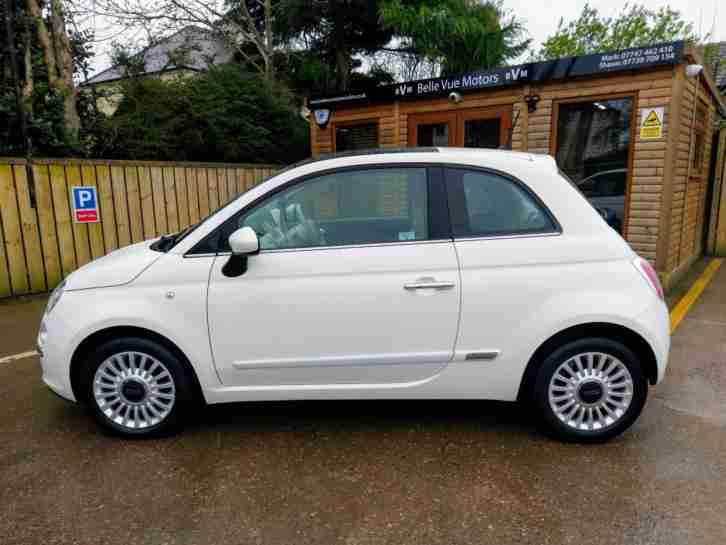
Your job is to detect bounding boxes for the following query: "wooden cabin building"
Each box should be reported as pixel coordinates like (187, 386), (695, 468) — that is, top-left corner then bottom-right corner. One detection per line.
(308, 42), (726, 289)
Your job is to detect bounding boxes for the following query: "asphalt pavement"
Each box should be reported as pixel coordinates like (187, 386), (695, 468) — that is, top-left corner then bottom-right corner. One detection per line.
(1, 261), (725, 545)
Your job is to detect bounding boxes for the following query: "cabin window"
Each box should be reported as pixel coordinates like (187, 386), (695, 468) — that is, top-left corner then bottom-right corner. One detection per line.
(335, 122), (379, 152)
(554, 97), (634, 234)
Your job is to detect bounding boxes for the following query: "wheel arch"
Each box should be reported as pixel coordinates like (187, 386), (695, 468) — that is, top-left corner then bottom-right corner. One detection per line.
(70, 325), (206, 405)
(516, 322), (658, 402)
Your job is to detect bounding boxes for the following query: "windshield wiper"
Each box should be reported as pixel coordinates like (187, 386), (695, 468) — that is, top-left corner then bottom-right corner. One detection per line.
(149, 223), (198, 253)
(150, 234), (176, 252)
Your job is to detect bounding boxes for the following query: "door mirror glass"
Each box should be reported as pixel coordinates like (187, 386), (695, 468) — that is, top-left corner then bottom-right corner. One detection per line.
(228, 226), (259, 255)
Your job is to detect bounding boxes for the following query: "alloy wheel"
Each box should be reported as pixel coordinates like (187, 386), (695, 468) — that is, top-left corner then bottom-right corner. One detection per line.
(93, 351), (176, 430)
(547, 352), (634, 431)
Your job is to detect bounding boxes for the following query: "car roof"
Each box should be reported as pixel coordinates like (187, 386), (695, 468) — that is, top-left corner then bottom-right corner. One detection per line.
(171, 147), (601, 256)
(283, 147), (555, 172)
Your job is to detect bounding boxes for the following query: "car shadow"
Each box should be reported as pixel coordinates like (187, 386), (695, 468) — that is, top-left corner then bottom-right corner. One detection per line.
(187, 398), (543, 439)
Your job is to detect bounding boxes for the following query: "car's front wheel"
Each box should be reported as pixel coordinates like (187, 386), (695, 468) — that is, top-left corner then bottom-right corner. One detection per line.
(533, 337), (648, 442)
(82, 337), (195, 437)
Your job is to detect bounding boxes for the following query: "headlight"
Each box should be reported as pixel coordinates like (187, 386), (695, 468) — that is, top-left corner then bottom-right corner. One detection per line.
(37, 320), (48, 356)
(45, 280), (66, 315)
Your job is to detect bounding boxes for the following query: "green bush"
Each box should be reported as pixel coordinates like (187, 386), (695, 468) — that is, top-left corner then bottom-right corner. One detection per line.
(101, 65), (310, 164)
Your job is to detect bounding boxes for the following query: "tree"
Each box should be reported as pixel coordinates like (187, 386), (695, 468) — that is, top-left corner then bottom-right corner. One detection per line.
(1, 0), (83, 156)
(81, 0), (279, 78)
(535, 3), (698, 60)
(380, 0), (530, 76)
(26, 0), (81, 133)
(274, 0), (395, 92)
(100, 64), (309, 163)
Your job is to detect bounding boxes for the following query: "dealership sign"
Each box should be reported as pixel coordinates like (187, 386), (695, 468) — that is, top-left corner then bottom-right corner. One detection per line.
(310, 41), (684, 109)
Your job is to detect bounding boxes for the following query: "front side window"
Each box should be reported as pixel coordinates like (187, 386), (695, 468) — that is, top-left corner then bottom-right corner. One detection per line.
(224, 167), (429, 251)
(447, 169), (556, 237)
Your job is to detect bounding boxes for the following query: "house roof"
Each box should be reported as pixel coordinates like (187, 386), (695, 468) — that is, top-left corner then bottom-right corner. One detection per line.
(84, 26), (233, 86)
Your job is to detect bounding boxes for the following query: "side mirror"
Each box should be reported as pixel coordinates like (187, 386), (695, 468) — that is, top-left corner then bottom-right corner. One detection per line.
(229, 226), (259, 255)
(222, 227), (259, 278)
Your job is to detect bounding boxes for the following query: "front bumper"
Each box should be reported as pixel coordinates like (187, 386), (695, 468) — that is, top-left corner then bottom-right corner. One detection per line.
(38, 313), (77, 403)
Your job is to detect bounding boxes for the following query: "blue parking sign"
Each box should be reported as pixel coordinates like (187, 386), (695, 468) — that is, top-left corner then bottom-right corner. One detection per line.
(70, 186), (99, 223)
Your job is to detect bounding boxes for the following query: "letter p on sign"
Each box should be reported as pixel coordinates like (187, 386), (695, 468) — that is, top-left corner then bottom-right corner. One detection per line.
(71, 186), (99, 223)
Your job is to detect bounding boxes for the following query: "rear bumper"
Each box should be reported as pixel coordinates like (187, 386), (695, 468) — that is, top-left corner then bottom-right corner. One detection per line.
(636, 299), (670, 384)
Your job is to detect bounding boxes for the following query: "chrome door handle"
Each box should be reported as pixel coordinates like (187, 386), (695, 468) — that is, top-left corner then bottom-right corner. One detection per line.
(404, 280), (456, 290)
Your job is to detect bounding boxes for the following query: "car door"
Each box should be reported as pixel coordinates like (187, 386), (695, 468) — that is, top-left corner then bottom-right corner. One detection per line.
(444, 166), (562, 398)
(204, 165), (461, 387)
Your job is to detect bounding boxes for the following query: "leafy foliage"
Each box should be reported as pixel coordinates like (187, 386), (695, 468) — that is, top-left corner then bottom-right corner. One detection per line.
(380, 0), (530, 76)
(96, 64), (309, 163)
(0, 0), (81, 156)
(274, 0), (395, 91)
(535, 3), (698, 60)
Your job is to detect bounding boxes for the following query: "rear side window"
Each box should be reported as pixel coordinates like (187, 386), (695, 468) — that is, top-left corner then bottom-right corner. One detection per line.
(446, 168), (557, 237)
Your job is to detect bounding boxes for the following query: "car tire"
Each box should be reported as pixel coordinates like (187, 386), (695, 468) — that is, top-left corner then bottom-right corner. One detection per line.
(81, 337), (195, 438)
(532, 337), (648, 443)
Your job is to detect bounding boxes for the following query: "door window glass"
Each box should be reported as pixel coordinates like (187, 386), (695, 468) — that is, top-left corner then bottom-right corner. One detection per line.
(555, 98), (633, 233)
(449, 169), (556, 237)
(417, 123), (449, 146)
(464, 118), (501, 148)
(228, 168), (429, 250)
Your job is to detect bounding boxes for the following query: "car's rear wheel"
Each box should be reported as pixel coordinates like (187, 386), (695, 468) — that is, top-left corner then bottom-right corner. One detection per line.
(533, 337), (648, 442)
(82, 337), (194, 437)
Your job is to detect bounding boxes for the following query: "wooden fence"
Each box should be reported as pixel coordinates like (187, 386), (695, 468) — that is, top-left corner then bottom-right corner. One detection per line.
(0, 159), (279, 298)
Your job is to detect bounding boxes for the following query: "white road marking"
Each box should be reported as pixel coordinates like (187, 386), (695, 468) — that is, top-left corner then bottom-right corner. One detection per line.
(0, 350), (39, 364)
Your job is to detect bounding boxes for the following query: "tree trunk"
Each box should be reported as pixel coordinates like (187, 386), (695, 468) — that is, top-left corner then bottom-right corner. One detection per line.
(263, 0), (273, 79)
(3, 0), (31, 155)
(331, 5), (350, 91)
(22, 21), (33, 115)
(25, 0), (80, 135)
(49, 0), (80, 133)
(25, 0), (57, 80)
(335, 48), (350, 92)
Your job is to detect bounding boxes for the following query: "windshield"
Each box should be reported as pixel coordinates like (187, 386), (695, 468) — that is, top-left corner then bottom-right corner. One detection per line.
(149, 170), (281, 252)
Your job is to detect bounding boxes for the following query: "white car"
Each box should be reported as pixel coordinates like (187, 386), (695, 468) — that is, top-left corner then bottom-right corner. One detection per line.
(37, 148), (670, 442)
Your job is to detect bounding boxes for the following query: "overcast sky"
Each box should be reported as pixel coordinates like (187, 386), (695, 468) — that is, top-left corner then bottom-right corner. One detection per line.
(508, 0), (725, 56)
(86, 0), (726, 77)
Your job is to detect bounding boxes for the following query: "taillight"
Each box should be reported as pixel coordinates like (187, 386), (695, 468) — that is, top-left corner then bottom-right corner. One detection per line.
(633, 257), (664, 300)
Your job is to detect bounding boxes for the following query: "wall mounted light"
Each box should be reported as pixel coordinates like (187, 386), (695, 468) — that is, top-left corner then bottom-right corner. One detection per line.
(524, 94), (541, 113)
(685, 64), (704, 78)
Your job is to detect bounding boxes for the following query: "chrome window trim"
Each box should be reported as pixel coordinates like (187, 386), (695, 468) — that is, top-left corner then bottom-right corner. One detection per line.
(452, 231), (562, 243)
(183, 253), (218, 259)
(183, 238), (453, 258)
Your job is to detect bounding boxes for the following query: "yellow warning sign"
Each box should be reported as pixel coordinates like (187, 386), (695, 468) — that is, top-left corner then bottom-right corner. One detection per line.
(643, 111), (661, 126)
(640, 107), (664, 139)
